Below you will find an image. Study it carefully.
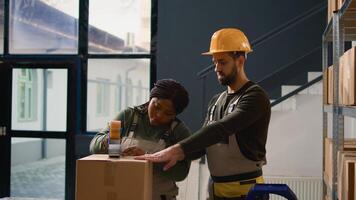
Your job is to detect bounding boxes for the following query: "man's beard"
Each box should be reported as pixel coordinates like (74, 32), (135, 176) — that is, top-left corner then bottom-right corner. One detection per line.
(218, 67), (237, 86)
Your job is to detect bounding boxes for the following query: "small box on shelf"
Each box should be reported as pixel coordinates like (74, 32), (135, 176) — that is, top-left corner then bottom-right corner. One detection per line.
(337, 150), (356, 200)
(338, 0), (356, 10)
(340, 46), (356, 105)
(324, 138), (356, 186)
(328, 0), (339, 22)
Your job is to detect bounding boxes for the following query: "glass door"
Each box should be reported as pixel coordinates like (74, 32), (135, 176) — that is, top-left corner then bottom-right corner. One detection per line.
(0, 60), (76, 200)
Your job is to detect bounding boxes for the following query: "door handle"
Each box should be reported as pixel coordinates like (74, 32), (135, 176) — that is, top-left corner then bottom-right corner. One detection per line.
(0, 126), (6, 136)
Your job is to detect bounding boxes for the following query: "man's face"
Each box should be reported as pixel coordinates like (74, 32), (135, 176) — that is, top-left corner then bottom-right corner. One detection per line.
(212, 52), (238, 86)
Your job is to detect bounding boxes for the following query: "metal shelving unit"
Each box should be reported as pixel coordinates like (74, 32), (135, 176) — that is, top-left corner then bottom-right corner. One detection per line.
(322, 0), (356, 199)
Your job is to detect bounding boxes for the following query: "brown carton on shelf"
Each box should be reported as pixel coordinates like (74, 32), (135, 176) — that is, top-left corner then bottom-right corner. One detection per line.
(338, 0), (356, 10)
(341, 47), (356, 105)
(323, 69), (328, 104)
(328, 0), (339, 22)
(76, 154), (152, 200)
(344, 160), (356, 200)
(337, 151), (356, 200)
(340, 54), (346, 105)
(324, 138), (356, 189)
(326, 65), (343, 105)
(325, 138), (333, 187)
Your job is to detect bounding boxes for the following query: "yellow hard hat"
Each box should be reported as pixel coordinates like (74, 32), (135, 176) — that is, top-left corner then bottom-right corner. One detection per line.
(202, 28), (253, 55)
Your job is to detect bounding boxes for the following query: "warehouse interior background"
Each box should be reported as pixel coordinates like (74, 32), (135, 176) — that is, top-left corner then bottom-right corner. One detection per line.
(1, 0), (354, 199)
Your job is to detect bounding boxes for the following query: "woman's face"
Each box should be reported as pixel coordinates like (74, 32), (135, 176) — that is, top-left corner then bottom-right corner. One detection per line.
(148, 97), (176, 126)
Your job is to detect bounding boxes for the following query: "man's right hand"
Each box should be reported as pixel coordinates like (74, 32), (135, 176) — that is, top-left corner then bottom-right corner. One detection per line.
(135, 144), (185, 171)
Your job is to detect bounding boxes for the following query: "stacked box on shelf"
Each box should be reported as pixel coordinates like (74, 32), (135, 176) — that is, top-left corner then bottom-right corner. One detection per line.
(325, 64), (345, 105)
(328, 0), (339, 22)
(324, 69), (329, 104)
(338, 0), (356, 10)
(337, 150), (356, 200)
(338, 0), (356, 37)
(324, 138), (356, 199)
(340, 53), (346, 105)
(324, 138), (356, 186)
(325, 138), (333, 187)
(340, 46), (356, 105)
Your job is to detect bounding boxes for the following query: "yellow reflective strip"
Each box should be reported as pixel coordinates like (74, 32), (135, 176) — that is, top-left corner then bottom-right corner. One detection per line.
(213, 176), (264, 197)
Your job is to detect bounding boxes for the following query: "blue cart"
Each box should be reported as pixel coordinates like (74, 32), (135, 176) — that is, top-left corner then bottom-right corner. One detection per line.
(245, 184), (298, 200)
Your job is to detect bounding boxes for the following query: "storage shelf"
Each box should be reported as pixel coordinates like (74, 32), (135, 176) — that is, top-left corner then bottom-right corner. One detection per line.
(322, 1), (356, 199)
(324, 0), (356, 41)
(341, 106), (356, 117)
(323, 105), (334, 113)
(323, 105), (356, 117)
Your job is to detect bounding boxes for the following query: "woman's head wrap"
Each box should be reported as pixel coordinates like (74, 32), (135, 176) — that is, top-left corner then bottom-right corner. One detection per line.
(150, 79), (189, 114)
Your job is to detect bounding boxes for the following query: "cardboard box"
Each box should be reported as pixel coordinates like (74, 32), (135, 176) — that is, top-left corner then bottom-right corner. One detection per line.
(328, 0), (339, 22)
(337, 151), (356, 200)
(324, 138), (356, 188)
(344, 160), (356, 200)
(323, 69), (328, 104)
(340, 55), (345, 105)
(338, 0), (356, 10)
(325, 65), (343, 105)
(325, 138), (333, 187)
(341, 47), (356, 105)
(76, 154), (152, 200)
(326, 64), (346, 105)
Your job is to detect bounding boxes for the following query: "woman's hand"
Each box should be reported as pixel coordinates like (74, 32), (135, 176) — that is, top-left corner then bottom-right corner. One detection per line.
(121, 146), (145, 156)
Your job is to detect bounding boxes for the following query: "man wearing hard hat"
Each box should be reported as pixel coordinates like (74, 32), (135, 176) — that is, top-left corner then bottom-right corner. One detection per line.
(137, 28), (271, 199)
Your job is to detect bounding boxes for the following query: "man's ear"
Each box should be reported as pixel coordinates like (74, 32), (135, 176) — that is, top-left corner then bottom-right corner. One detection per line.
(235, 55), (245, 67)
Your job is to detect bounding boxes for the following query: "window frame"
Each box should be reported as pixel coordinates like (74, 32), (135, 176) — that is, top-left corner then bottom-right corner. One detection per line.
(0, 0), (158, 199)
(17, 68), (37, 122)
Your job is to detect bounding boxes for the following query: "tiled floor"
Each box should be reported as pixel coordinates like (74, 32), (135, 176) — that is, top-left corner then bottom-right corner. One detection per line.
(10, 156), (65, 200)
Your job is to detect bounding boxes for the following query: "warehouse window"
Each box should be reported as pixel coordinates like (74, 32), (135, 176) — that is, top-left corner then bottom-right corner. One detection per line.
(96, 78), (110, 116)
(126, 78), (133, 107)
(136, 80), (143, 105)
(88, 0), (151, 54)
(85, 0), (153, 132)
(17, 69), (37, 121)
(9, 0), (79, 54)
(87, 59), (150, 131)
(116, 75), (123, 112)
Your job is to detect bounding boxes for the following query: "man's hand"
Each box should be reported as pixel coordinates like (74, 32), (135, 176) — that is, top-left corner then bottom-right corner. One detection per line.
(135, 144), (185, 171)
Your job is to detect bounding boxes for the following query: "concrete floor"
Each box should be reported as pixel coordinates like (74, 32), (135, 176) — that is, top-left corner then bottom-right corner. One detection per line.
(10, 156), (65, 200)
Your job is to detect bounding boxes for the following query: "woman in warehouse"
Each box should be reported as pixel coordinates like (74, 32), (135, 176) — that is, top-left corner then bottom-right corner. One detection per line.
(90, 79), (191, 200)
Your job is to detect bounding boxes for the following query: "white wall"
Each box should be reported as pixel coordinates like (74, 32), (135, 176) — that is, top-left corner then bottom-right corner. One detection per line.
(265, 94), (323, 177)
(46, 69), (67, 131)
